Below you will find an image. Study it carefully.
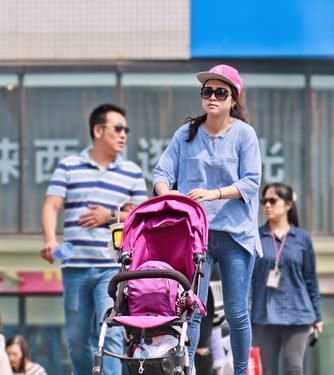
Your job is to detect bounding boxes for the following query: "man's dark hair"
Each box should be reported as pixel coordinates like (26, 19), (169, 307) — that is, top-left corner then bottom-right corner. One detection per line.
(89, 103), (126, 139)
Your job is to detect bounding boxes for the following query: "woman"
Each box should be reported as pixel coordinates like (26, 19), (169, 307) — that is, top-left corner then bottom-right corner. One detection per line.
(153, 63), (262, 374)
(251, 183), (323, 375)
(6, 335), (47, 375)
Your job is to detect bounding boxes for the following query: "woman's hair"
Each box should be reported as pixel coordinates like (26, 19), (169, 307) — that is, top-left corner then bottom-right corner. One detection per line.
(262, 182), (299, 227)
(6, 335), (31, 373)
(185, 84), (249, 142)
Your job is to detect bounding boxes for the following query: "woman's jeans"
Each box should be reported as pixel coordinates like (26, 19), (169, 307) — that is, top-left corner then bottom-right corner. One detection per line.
(62, 267), (123, 375)
(188, 230), (255, 375)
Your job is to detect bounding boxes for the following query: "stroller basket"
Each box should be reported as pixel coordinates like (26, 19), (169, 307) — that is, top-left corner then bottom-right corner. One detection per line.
(121, 352), (176, 375)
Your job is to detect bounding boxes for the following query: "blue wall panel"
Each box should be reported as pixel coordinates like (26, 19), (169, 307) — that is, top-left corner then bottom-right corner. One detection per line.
(191, 0), (334, 57)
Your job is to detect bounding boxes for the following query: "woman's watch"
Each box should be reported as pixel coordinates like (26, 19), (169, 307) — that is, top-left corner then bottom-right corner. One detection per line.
(108, 209), (116, 225)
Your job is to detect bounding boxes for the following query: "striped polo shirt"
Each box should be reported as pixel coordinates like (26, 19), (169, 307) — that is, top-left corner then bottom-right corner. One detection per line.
(46, 147), (148, 268)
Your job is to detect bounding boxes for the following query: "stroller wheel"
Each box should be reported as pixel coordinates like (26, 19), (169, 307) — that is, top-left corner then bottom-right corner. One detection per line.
(93, 349), (103, 375)
(92, 367), (102, 375)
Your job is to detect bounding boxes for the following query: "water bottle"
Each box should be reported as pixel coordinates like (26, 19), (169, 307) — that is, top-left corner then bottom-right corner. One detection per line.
(52, 242), (73, 260)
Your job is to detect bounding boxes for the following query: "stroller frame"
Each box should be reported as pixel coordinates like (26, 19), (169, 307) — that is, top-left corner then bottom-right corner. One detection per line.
(92, 195), (208, 375)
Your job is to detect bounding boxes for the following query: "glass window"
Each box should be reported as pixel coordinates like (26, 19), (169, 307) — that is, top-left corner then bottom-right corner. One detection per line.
(242, 74), (306, 224)
(1, 295), (70, 375)
(309, 76), (334, 235)
(25, 296), (68, 374)
(0, 74), (20, 232)
(0, 296), (19, 325)
(22, 73), (117, 232)
(123, 73), (200, 190)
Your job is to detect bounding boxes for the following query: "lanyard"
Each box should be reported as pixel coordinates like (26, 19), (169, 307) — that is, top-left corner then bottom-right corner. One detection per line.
(270, 230), (287, 271)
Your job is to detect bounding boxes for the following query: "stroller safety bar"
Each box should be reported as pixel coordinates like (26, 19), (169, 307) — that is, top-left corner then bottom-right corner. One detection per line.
(108, 269), (191, 301)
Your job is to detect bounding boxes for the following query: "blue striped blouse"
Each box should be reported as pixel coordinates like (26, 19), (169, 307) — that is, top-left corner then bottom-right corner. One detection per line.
(153, 120), (262, 256)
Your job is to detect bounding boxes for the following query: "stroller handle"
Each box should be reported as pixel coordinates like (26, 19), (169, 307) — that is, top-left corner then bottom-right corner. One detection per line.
(108, 269), (192, 301)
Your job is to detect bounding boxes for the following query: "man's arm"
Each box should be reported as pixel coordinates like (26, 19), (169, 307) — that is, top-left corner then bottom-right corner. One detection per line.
(78, 203), (133, 228)
(40, 195), (64, 264)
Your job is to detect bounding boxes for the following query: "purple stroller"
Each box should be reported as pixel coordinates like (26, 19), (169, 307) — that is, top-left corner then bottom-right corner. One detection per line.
(93, 195), (208, 375)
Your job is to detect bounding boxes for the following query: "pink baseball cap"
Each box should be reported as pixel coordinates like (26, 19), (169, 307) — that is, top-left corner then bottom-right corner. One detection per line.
(197, 64), (243, 96)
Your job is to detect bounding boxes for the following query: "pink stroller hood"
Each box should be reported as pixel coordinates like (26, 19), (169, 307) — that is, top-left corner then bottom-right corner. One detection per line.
(120, 195), (208, 282)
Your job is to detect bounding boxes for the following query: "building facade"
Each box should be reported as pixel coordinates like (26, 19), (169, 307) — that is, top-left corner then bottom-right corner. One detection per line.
(1, 1), (334, 373)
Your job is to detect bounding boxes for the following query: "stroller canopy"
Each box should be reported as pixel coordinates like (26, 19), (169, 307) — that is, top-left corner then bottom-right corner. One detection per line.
(120, 195), (208, 282)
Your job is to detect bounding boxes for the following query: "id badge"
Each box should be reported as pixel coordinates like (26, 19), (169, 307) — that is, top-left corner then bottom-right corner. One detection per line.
(266, 269), (281, 289)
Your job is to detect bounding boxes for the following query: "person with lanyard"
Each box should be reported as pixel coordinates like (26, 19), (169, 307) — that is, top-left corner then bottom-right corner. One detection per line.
(251, 182), (323, 375)
(153, 63), (262, 375)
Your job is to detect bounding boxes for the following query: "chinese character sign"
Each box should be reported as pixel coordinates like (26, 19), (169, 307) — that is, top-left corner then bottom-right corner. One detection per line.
(137, 137), (171, 181)
(0, 137), (284, 185)
(34, 139), (79, 183)
(259, 138), (284, 183)
(0, 138), (19, 184)
(136, 137), (285, 183)
(0, 138), (79, 185)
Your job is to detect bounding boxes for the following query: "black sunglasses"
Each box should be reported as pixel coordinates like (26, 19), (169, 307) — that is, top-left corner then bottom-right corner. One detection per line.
(102, 123), (130, 134)
(200, 87), (230, 101)
(261, 197), (278, 206)
(114, 124), (130, 134)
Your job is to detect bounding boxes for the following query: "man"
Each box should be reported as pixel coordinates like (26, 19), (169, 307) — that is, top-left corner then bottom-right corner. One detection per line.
(41, 103), (147, 375)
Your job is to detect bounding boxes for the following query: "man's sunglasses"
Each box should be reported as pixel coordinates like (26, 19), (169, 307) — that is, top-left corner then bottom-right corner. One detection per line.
(101, 124), (130, 134)
(261, 197), (278, 206)
(200, 87), (230, 101)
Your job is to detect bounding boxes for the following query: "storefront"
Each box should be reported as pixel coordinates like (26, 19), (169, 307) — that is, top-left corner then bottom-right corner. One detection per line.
(1, 1), (334, 373)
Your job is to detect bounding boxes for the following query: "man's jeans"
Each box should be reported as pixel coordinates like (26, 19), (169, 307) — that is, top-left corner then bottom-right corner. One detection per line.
(62, 267), (123, 375)
(188, 231), (255, 375)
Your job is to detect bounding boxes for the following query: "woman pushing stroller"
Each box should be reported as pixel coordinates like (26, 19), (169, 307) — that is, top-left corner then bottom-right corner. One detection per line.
(153, 63), (262, 375)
